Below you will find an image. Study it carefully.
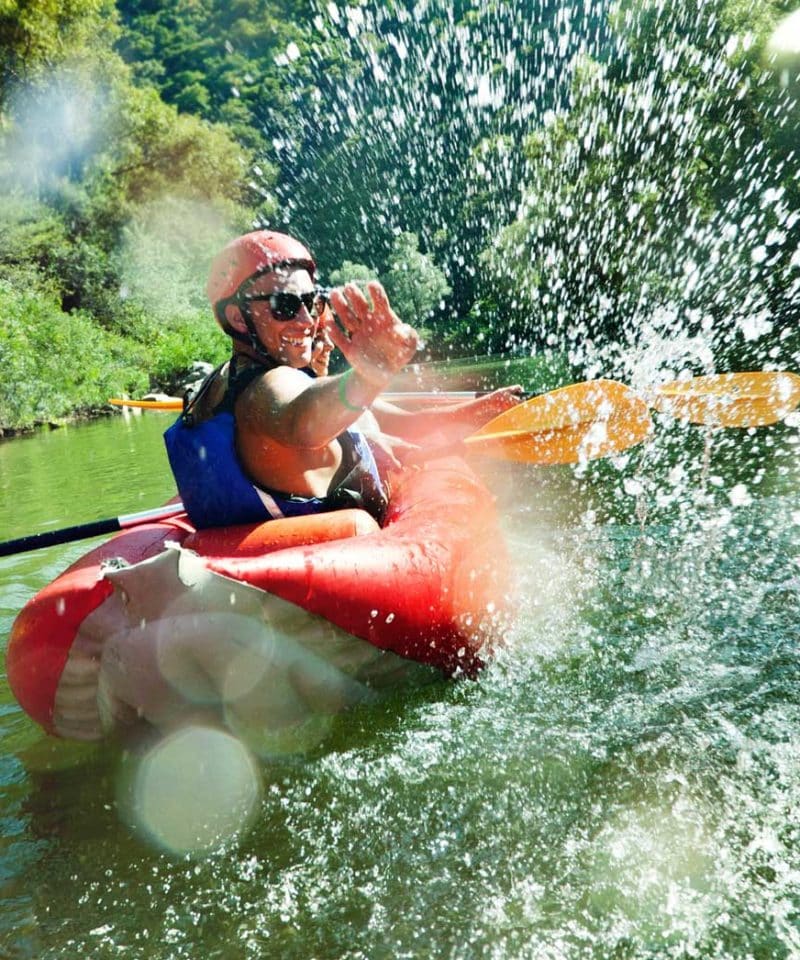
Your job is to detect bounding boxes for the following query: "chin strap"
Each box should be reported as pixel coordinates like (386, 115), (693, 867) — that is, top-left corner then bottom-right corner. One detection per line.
(231, 298), (277, 365)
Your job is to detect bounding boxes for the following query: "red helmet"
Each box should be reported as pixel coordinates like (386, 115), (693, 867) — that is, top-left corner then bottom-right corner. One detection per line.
(207, 230), (316, 334)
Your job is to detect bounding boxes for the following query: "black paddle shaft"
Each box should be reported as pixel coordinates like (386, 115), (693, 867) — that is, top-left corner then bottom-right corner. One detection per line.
(0, 504), (185, 558)
(0, 518), (122, 557)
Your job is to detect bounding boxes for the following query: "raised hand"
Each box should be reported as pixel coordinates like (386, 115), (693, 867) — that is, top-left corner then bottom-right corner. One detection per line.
(328, 281), (419, 388)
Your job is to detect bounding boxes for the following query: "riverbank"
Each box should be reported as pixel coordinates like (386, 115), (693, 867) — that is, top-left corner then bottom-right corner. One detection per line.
(1, 280), (573, 440)
(0, 409), (106, 441)
(0, 281), (227, 437)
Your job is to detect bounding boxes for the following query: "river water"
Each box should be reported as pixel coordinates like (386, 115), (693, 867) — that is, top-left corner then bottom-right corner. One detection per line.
(1, 408), (800, 958)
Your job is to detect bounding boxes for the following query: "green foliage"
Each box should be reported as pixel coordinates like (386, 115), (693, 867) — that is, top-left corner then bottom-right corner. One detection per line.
(0, 0), (118, 103)
(274, 1), (581, 333)
(487, 0), (800, 375)
(118, 195), (236, 323)
(0, 281), (149, 431)
(0, 194), (70, 293)
(114, 0), (314, 155)
(328, 234), (451, 350)
(383, 232), (451, 336)
(327, 260), (378, 288)
(101, 81), (261, 215)
(1, 0), (799, 432)
(0, 0), (257, 431)
(115, 302), (229, 385)
(0, 7), (256, 425)
(0, 278), (229, 432)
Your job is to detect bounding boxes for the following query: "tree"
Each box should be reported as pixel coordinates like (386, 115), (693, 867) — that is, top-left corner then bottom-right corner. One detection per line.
(328, 233), (450, 349)
(384, 232), (451, 333)
(119, 194), (237, 322)
(485, 0), (800, 376)
(273, 0), (610, 330)
(0, 0), (117, 106)
(114, 0), (316, 154)
(0, 45), (260, 322)
(328, 260), (378, 288)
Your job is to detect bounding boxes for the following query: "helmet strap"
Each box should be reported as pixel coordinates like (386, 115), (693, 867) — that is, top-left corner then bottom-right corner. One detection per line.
(214, 294), (275, 363)
(237, 299), (278, 364)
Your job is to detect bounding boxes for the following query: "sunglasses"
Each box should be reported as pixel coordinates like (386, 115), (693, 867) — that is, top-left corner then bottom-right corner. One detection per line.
(241, 289), (327, 321)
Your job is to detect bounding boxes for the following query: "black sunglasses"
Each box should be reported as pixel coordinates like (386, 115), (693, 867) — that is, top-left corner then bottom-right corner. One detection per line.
(241, 289), (327, 321)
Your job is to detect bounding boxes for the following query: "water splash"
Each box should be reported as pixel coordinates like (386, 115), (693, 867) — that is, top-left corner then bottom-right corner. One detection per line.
(270, 1), (613, 344)
(2, 2), (800, 956)
(257, 0), (800, 378)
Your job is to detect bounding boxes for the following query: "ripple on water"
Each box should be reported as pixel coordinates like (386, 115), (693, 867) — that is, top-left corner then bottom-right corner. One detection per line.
(1, 436), (800, 957)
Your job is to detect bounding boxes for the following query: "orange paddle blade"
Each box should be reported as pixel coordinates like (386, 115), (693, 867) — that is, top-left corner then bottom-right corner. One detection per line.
(651, 372), (800, 427)
(465, 380), (653, 464)
(109, 397), (183, 410)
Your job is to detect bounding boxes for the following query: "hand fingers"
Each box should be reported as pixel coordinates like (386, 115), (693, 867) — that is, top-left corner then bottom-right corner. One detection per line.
(341, 283), (374, 332)
(328, 323), (395, 377)
(498, 385), (525, 401)
(483, 385), (526, 417)
(378, 443), (403, 471)
(366, 281), (393, 318)
(327, 321), (354, 361)
(397, 324), (420, 354)
(332, 282), (416, 341)
(329, 287), (360, 334)
(328, 280), (419, 379)
(373, 436), (422, 471)
(316, 305), (335, 335)
(393, 438), (422, 465)
(368, 285), (418, 351)
(314, 327), (335, 349)
(312, 339), (333, 361)
(365, 282), (414, 341)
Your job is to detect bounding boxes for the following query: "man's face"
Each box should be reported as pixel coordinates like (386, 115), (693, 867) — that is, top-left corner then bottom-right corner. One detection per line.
(242, 267), (319, 367)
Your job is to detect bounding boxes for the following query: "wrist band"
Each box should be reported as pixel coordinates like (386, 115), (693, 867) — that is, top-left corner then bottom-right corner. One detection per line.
(338, 369), (368, 413)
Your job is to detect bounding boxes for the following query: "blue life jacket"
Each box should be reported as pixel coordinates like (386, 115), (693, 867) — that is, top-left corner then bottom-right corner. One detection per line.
(164, 359), (388, 530)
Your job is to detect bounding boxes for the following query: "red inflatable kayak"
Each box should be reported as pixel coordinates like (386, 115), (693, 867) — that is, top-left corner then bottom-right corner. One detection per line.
(7, 458), (511, 743)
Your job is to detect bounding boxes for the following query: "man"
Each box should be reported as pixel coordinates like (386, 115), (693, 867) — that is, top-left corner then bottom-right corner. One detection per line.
(165, 230), (521, 528)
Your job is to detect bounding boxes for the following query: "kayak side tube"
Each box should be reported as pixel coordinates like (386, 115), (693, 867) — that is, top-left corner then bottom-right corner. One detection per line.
(6, 458), (512, 740)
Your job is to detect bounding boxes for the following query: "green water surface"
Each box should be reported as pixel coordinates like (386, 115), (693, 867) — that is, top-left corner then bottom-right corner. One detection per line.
(1, 410), (800, 959)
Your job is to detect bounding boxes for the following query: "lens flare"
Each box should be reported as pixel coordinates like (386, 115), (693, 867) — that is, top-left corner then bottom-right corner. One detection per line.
(124, 725), (261, 857)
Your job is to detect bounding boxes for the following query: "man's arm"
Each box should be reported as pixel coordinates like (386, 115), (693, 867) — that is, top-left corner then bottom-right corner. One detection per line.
(238, 281), (419, 450)
(369, 386), (525, 445)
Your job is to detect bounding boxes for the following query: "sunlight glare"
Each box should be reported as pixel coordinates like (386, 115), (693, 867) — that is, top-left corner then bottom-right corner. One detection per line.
(768, 9), (800, 55)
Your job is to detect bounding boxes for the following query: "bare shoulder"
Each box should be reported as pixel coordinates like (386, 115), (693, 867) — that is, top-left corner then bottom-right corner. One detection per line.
(234, 364), (313, 435)
(242, 364), (311, 405)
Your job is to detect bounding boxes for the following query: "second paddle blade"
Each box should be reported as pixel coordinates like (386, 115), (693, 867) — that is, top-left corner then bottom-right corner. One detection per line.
(109, 397), (183, 410)
(465, 379), (653, 465)
(652, 371), (800, 427)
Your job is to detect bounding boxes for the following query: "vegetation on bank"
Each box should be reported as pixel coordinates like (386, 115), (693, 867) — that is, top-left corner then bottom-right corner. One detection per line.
(0, 280), (229, 434)
(0, 0), (798, 433)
